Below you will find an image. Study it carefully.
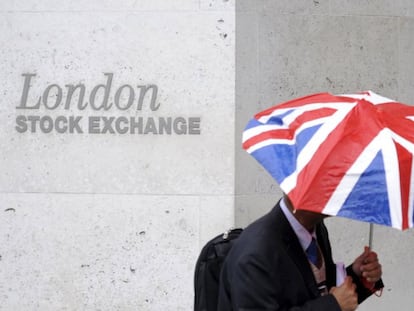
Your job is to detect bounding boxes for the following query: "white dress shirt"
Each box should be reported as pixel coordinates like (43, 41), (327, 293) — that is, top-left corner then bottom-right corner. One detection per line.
(279, 197), (346, 286)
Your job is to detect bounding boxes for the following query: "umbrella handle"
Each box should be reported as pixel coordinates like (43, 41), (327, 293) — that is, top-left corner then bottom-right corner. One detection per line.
(369, 223), (374, 249)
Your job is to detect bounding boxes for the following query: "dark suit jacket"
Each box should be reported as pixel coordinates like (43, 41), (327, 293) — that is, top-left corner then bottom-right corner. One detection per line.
(218, 202), (382, 311)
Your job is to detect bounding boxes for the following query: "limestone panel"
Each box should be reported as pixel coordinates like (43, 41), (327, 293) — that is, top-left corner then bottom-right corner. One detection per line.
(235, 194), (281, 228)
(0, 193), (224, 310)
(235, 10), (261, 197)
(329, 0), (414, 17)
(0, 0), (200, 11)
(260, 0), (330, 15)
(399, 17), (414, 104)
(258, 14), (400, 105)
(0, 10), (235, 195)
(200, 0), (234, 11)
(236, 0), (257, 12)
(198, 195), (234, 245)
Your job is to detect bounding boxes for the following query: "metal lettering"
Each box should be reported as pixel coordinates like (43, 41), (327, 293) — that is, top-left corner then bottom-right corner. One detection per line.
(17, 73), (40, 109)
(188, 117), (201, 135)
(89, 116), (100, 134)
(129, 117), (143, 134)
(158, 117), (172, 135)
(115, 117), (129, 134)
(137, 85), (159, 111)
(15, 73), (202, 136)
(15, 115), (28, 132)
(65, 83), (86, 110)
(89, 73), (113, 110)
(173, 117), (187, 135)
(27, 115), (40, 132)
(114, 85), (135, 110)
(143, 117), (157, 134)
(69, 116), (83, 133)
(42, 84), (62, 109)
(39, 116), (54, 133)
(101, 116), (115, 134)
(55, 116), (68, 133)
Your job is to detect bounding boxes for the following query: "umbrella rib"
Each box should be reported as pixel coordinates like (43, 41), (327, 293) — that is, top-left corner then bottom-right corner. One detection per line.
(381, 130), (403, 229)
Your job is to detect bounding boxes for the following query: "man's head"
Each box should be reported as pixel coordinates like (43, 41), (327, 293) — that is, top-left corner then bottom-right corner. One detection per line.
(283, 194), (328, 232)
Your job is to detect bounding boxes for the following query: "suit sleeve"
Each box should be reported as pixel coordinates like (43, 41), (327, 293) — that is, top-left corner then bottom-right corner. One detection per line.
(227, 254), (341, 311)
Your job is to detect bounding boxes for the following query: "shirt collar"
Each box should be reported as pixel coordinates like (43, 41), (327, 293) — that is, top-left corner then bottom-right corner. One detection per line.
(279, 197), (315, 251)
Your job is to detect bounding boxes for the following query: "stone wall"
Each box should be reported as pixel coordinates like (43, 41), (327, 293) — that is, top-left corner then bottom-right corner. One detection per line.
(0, 1), (234, 310)
(1, 0), (414, 310)
(236, 1), (414, 311)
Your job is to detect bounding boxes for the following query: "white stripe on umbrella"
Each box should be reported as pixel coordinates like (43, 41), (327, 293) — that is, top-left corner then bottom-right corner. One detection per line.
(281, 103), (356, 194)
(244, 116), (334, 154)
(257, 102), (354, 124)
(243, 124), (288, 143)
(381, 129), (403, 229)
(322, 129), (412, 229)
(321, 131), (390, 218)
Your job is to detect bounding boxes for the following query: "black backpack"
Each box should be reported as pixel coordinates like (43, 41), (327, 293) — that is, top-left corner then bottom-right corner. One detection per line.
(194, 228), (243, 311)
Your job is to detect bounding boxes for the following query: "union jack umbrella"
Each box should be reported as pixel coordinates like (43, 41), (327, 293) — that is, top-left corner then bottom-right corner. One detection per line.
(243, 91), (414, 235)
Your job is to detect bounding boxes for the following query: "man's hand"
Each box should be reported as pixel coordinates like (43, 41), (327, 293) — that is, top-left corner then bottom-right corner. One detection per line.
(352, 246), (382, 283)
(330, 276), (358, 311)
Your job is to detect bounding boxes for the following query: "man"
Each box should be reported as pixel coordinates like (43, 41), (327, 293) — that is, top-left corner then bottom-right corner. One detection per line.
(218, 195), (383, 311)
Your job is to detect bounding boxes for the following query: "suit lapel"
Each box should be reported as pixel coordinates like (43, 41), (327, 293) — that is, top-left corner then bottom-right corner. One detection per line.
(316, 222), (337, 288)
(272, 205), (320, 298)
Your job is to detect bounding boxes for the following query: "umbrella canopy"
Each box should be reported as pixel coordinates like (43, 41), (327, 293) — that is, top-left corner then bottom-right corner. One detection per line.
(243, 91), (414, 230)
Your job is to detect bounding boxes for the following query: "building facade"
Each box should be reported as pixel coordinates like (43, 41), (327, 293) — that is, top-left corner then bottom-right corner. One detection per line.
(1, 1), (413, 310)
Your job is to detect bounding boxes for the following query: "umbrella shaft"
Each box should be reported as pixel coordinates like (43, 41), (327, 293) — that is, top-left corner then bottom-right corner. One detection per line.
(369, 223), (374, 249)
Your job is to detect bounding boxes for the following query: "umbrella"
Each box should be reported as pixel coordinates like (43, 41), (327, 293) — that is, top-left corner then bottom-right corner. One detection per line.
(242, 91), (414, 246)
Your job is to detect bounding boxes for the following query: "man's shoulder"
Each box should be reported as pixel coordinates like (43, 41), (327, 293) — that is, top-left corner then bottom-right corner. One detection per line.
(227, 204), (287, 262)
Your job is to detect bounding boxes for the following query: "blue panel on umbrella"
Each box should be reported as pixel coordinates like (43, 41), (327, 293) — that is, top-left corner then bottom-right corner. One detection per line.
(251, 124), (322, 184)
(251, 144), (296, 184)
(245, 118), (262, 129)
(338, 151), (392, 226)
(295, 124), (322, 155)
(266, 109), (295, 125)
